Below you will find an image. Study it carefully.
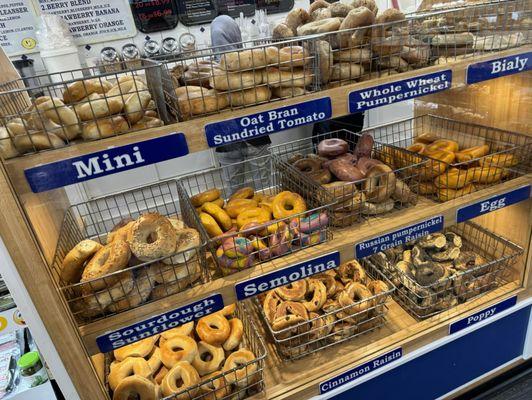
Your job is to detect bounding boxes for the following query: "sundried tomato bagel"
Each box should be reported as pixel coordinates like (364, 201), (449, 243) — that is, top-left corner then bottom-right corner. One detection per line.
(81, 239), (131, 291)
(127, 213), (177, 261)
(196, 313), (231, 346)
(112, 375), (160, 400)
(61, 239), (103, 284)
(161, 361), (200, 398)
(160, 334), (198, 368)
(210, 69), (262, 91)
(228, 86), (272, 107)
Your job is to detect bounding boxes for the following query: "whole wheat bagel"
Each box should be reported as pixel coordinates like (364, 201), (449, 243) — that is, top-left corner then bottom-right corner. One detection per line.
(339, 7), (376, 48)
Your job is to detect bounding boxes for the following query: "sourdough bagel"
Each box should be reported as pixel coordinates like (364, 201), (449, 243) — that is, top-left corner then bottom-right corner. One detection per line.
(223, 317), (244, 351)
(263, 67), (313, 87)
(109, 357), (152, 391)
(112, 375), (159, 400)
(196, 313), (231, 346)
(222, 349), (257, 386)
(297, 18), (342, 36)
(160, 335), (198, 368)
(81, 115), (129, 140)
(228, 86), (271, 107)
(161, 361), (200, 398)
(114, 335), (159, 361)
(192, 341), (225, 376)
(210, 69), (262, 91)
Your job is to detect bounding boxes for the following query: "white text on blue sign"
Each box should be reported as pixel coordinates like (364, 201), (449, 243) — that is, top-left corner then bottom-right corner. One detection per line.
(205, 97), (332, 147)
(235, 251), (340, 300)
(319, 348), (402, 394)
(95, 294), (223, 353)
(349, 71), (452, 113)
(355, 216), (444, 259)
(467, 52), (531, 85)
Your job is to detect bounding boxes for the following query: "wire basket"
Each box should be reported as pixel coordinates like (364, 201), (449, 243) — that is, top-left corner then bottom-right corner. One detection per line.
(105, 302), (267, 400)
(367, 222), (523, 320)
(270, 129), (427, 227)
(0, 59), (177, 158)
(157, 35), (320, 121)
(51, 180), (207, 325)
(373, 114), (532, 201)
(177, 155), (332, 277)
(252, 259), (395, 361)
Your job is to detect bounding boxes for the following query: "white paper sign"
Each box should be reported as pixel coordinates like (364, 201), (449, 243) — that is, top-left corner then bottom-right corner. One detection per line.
(0, 0), (38, 55)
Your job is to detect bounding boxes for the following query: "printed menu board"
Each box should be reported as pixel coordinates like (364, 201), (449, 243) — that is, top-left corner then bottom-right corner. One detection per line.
(0, 0), (38, 56)
(130, 0), (179, 33)
(218, 0), (256, 17)
(177, 0), (217, 26)
(255, 0), (294, 14)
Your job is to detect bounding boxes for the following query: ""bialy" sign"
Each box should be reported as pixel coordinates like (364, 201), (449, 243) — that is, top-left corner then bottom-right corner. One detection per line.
(466, 52), (531, 84)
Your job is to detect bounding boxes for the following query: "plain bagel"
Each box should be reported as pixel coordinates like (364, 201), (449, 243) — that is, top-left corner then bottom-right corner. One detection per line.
(297, 18), (342, 36)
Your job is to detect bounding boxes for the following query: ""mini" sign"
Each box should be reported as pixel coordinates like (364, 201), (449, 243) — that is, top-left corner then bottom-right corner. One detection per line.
(355, 216), (444, 259)
(96, 293), (223, 352)
(205, 97), (332, 147)
(234, 251), (340, 300)
(456, 185), (531, 223)
(449, 296), (517, 334)
(349, 70), (452, 113)
(466, 52), (531, 85)
(25, 133), (189, 193)
(319, 348), (402, 394)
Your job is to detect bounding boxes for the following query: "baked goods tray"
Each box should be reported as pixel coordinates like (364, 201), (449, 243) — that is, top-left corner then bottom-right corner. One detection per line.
(367, 221), (523, 320)
(376, 114), (532, 201)
(51, 180), (208, 325)
(177, 155), (333, 277)
(270, 129), (427, 228)
(252, 259), (395, 361)
(104, 302), (267, 400)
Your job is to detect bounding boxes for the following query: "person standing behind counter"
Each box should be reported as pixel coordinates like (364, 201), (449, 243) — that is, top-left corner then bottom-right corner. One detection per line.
(210, 15), (271, 193)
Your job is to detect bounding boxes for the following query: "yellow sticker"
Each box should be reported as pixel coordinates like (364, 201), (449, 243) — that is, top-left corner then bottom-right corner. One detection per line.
(21, 37), (36, 50)
(0, 316), (7, 332)
(12, 310), (25, 326)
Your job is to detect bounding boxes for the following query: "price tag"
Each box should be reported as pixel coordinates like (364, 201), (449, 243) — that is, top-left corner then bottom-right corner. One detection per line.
(319, 348), (402, 394)
(466, 52), (531, 85)
(205, 97), (332, 148)
(456, 185), (531, 223)
(234, 251), (340, 300)
(96, 294), (224, 353)
(449, 296), (517, 334)
(355, 216), (444, 259)
(349, 70), (452, 113)
(24, 133), (189, 193)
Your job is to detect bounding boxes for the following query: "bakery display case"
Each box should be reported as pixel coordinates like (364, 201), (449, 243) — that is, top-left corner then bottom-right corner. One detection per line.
(0, 0), (531, 399)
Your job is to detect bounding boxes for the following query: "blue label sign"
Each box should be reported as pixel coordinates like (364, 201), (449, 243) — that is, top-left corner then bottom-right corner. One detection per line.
(96, 293), (223, 352)
(25, 133), (189, 193)
(319, 348), (402, 394)
(457, 185), (531, 223)
(449, 296), (517, 335)
(235, 251), (340, 300)
(355, 216), (444, 259)
(349, 70), (452, 113)
(205, 97), (332, 147)
(467, 52), (531, 85)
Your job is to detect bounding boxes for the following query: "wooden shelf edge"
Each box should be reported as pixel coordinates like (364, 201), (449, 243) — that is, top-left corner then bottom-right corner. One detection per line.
(78, 175), (531, 354)
(4, 46), (531, 177)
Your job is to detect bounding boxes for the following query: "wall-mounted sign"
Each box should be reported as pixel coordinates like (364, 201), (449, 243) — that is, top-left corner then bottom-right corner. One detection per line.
(0, 0), (38, 56)
(177, 0), (217, 26)
(255, 0), (294, 14)
(130, 0), (179, 33)
(218, 0), (256, 18)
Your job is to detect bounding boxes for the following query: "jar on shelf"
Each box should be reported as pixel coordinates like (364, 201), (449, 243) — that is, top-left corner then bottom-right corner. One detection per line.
(17, 351), (48, 387)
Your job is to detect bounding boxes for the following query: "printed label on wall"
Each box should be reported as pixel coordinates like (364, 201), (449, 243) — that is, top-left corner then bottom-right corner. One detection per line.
(355, 216), (444, 259)
(466, 52), (531, 85)
(456, 185), (531, 223)
(0, 0), (38, 56)
(96, 294), (224, 352)
(319, 348), (403, 394)
(449, 296), (517, 335)
(25, 133), (189, 193)
(235, 251), (340, 300)
(205, 97), (332, 147)
(348, 70), (452, 113)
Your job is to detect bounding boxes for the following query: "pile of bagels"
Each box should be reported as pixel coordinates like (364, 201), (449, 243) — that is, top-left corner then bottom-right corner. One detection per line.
(190, 186), (328, 274)
(288, 134), (417, 227)
(61, 212), (201, 319)
(173, 44), (314, 120)
(260, 260), (389, 358)
(273, 0), (430, 86)
(405, 133), (515, 201)
(107, 304), (260, 400)
(0, 76), (163, 159)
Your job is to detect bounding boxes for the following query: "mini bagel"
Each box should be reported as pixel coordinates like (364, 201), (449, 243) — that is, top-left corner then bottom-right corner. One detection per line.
(160, 334), (198, 368)
(222, 349), (257, 386)
(109, 357), (152, 391)
(81, 115), (129, 140)
(192, 341), (225, 376)
(132, 116), (164, 130)
(61, 239), (103, 284)
(63, 78), (113, 104)
(81, 240), (130, 291)
(114, 335), (159, 361)
(236, 207), (271, 229)
(210, 69), (262, 91)
(262, 67), (313, 88)
(297, 17), (342, 36)
(161, 321), (195, 340)
(124, 90), (152, 124)
(161, 361), (200, 398)
(302, 279), (327, 312)
(112, 375), (159, 400)
(75, 93), (124, 121)
(127, 213), (177, 261)
(228, 86), (271, 107)
(196, 313), (231, 346)
(191, 189), (221, 207)
(363, 164), (396, 202)
(272, 191), (307, 219)
(35, 98), (80, 140)
(223, 317), (244, 351)
(275, 280), (307, 301)
(13, 131), (65, 153)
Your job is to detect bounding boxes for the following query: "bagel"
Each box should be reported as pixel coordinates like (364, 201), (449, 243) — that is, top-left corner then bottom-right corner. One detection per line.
(127, 213), (177, 261)
(380, 56), (409, 72)
(63, 78), (113, 104)
(363, 164), (396, 202)
(107, 77), (147, 98)
(13, 132), (65, 153)
(222, 349), (257, 386)
(272, 86), (306, 98)
(106, 269), (152, 313)
(338, 281), (373, 320)
(114, 335), (159, 361)
(176, 86), (229, 119)
(479, 153), (518, 168)
(437, 184), (477, 201)
(351, 0), (378, 15)
(6, 118), (30, 136)
(182, 60), (219, 87)
(81, 115), (129, 140)
(338, 260), (367, 283)
(316, 40), (333, 84)
(302, 279), (327, 312)
(124, 90), (152, 124)
(330, 2), (354, 17)
(434, 168), (473, 189)
(330, 63), (365, 82)
(273, 23), (294, 39)
(81, 270), (134, 314)
(161, 361), (200, 398)
(112, 375), (159, 400)
(132, 116), (163, 130)
(220, 47), (277, 71)
(455, 144), (490, 162)
(297, 18), (342, 36)
(285, 8), (311, 34)
(223, 317), (244, 351)
(107, 219), (135, 244)
(311, 7), (332, 21)
(339, 7), (376, 47)
(426, 139), (459, 153)
(147, 346), (162, 373)
(75, 93), (124, 121)
(192, 341), (225, 376)
(196, 313), (231, 346)
(80, 240), (130, 291)
(160, 335), (198, 368)
(0, 128), (18, 159)
(272, 191), (307, 219)
(164, 227), (201, 264)
(275, 280), (307, 301)
(262, 67), (313, 88)
(109, 357), (152, 391)
(191, 188), (221, 207)
(161, 321), (195, 340)
(202, 202), (232, 231)
(61, 239), (103, 284)
(34, 97), (80, 140)
(309, 0), (330, 14)
(198, 371), (231, 399)
(210, 69), (262, 91)
(278, 46), (310, 68)
(333, 48), (372, 63)
(228, 86), (271, 107)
